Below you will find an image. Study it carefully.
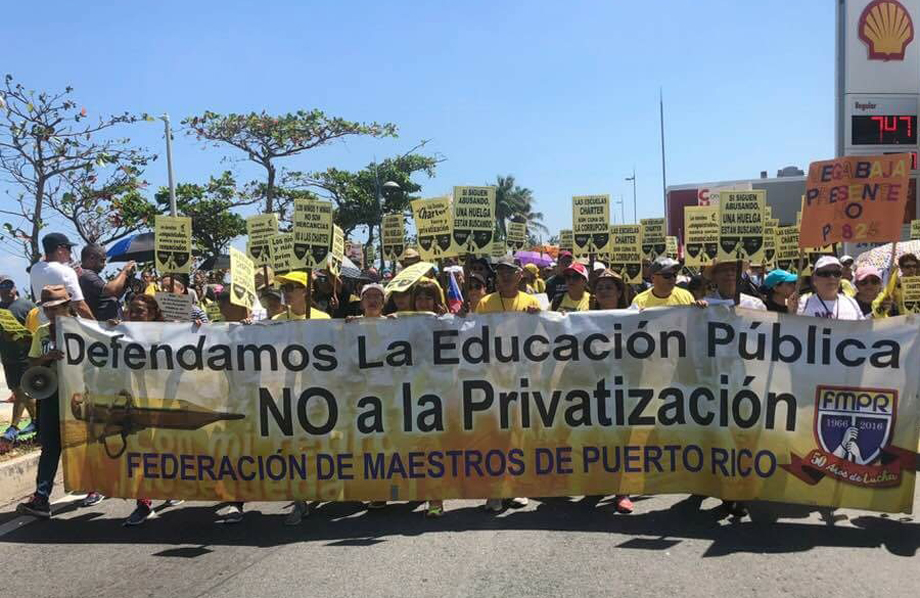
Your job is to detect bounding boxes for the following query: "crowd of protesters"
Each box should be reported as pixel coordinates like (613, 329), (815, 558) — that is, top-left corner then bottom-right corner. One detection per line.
(4, 231), (918, 525)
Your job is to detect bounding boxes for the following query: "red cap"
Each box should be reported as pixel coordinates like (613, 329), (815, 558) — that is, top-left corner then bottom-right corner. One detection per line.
(564, 262), (588, 280)
(559, 250), (573, 259)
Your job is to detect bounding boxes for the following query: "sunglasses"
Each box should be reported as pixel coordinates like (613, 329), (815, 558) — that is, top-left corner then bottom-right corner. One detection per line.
(0, 281), (14, 290)
(814, 270), (842, 279)
(469, 282), (484, 290)
(280, 283), (305, 292)
(901, 263), (919, 270)
(564, 273), (585, 281)
(655, 272), (677, 280)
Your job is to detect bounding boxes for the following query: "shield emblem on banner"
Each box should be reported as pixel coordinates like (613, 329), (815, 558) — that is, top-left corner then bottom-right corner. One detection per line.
(686, 243), (701, 259)
(814, 386), (896, 466)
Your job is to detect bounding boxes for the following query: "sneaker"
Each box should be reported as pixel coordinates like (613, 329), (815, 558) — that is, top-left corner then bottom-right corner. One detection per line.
(221, 504), (244, 524)
(284, 501), (309, 526)
(367, 501), (387, 510)
(17, 421), (36, 437)
(722, 500), (748, 518)
(483, 498), (503, 512)
(613, 495), (634, 514)
(426, 501), (444, 518)
(1, 426), (18, 443)
(506, 497), (529, 508)
(80, 492), (105, 507)
(16, 494), (51, 519)
(123, 503), (152, 526)
(163, 499), (184, 507)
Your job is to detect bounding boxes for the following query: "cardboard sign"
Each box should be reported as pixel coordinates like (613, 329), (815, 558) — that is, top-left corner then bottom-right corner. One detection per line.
(331, 225), (345, 264)
(229, 247), (256, 310)
(800, 153), (911, 247)
(154, 292), (193, 322)
(572, 195), (610, 256)
(718, 190), (765, 263)
(411, 197), (458, 260)
(270, 233), (295, 275)
(762, 218), (779, 269)
(246, 214), (278, 267)
(382, 213), (405, 261)
(0, 308), (29, 339)
(559, 229), (574, 253)
(608, 224), (642, 284)
(490, 239), (508, 258)
(293, 199), (334, 269)
(911, 219), (920, 241)
(154, 215), (192, 274)
(683, 206), (720, 267)
(452, 186), (496, 254)
(640, 218), (666, 260)
(665, 236), (679, 259)
(774, 225), (801, 273)
(204, 301), (222, 323)
(901, 276), (920, 314)
(507, 222), (527, 252)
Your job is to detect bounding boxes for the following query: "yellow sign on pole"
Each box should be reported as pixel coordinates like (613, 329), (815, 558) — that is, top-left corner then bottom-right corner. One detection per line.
(718, 190), (765, 263)
(331, 224), (345, 264)
(901, 276), (920, 314)
(775, 225), (801, 273)
(229, 247), (255, 310)
(246, 214), (278, 267)
(762, 218), (779, 269)
(911, 219), (920, 241)
(665, 236), (679, 259)
(382, 213), (405, 262)
(490, 239), (508, 258)
(683, 206), (720, 267)
(411, 197), (457, 260)
(608, 224), (642, 284)
(559, 229), (574, 254)
(154, 215), (192, 274)
(293, 199), (334, 269)
(506, 222), (527, 252)
(270, 233), (294, 275)
(572, 195), (610, 256)
(640, 218), (666, 261)
(453, 186), (496, 254)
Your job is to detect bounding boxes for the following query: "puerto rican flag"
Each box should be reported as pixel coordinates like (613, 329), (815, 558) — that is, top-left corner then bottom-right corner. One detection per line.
(447, 271), (464, 314)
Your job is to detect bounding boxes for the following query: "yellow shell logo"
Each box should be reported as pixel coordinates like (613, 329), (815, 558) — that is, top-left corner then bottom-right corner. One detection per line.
(859, 0), (914, 61)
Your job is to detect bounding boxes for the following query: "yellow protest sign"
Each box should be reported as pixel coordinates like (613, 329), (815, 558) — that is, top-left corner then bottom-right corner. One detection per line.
(640, 218), (666, 260)
(411, 197), (457, 260)
(453, 186), (496, 254)
(665, 236), (679, 259)
(331, 225), (345, 264)
(558, 229), (574, 254)
(911, 219), (920, 241)
(204, 302), (222, 323)
(608, 224), (642, 284)
(718, 190), (765, 263)
(506, 222), (527, 252)
(901, 276), (920, 314)
(490, 239), (508, 259)
(270, 233), (294, 275)
(229, 247), (255, 310)
(0, 308), (29, 339)
(382, 213), (405, 262)
(385, 261), (435, 295)
(762, 218), (779, 268)
(58, 310), (920, 514)
(572, 195), (610, 256)
(683, 206), (720, 267)
(293, 199), (334, 269)
(775, 225), (801, 273)
(246, 214), (277, 267)
(154, 216), (192, 274)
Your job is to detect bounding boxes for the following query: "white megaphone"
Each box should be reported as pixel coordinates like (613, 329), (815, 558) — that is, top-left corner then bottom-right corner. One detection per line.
(21, 366), (58, 400)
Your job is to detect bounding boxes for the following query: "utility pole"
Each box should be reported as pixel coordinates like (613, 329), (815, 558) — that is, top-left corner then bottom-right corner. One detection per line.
(659, 88), (668, 229)
(625, 168), (637, 223)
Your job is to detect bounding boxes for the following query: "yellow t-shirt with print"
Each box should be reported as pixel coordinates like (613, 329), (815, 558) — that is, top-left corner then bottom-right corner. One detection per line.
(631, 287), (695, 309)
(271, 308), (332, 321)
(475, 292), (542, 313)
(557, 292), (591, 312)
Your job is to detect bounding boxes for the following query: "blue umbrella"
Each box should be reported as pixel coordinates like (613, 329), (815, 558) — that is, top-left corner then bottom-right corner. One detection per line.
(107, 232), (154, 263)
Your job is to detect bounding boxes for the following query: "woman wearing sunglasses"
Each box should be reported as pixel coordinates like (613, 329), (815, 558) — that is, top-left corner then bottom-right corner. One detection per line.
(796, 256), (864, 320)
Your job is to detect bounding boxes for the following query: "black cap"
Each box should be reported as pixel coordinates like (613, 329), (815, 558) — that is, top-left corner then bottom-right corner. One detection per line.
(42, 233), (76, 255)
(259, 286), (282, 301)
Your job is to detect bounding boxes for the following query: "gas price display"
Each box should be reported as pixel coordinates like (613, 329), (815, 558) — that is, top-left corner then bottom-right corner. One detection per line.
(851, 115), (917, 145)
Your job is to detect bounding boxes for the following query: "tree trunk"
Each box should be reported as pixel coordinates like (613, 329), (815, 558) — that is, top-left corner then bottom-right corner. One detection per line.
(30, 177), (45, 265)
(265, 162), (276, 214)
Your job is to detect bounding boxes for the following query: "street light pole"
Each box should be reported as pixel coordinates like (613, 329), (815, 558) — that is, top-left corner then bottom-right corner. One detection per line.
(161, 114), (177, 217)
(625, 168), (637, 223)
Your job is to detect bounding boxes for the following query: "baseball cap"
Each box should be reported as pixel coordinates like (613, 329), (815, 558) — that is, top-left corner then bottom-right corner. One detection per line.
(494, 255), (522, 271)
(402, 247), (420, 260)
(564, 262), (589, 281)
(558, 250), (573, 259)
(258, 286), (283, 301)
(649, 256), (680, 275)
(41, 232), (76, 254)
(39, 284), (71, 307)
(839, 254), (854, 266)
(360, 283), (385, 298)
(763, 269), (797, 289)
(0, 275), (12, 289)
(813, 256), (843, 272)
(276, 271), (309, 288)
(468, 272), (488, 287)
(854, 265), (882, 283)
(523, 263), (540, 275)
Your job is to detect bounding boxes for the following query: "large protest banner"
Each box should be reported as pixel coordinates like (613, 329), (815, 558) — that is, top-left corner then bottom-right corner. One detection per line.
(800, 153), (911, 247)
(56, 311), (920, 513)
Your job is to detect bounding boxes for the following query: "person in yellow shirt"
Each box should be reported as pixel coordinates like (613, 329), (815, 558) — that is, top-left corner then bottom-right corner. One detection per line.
(871, 253), (918, 317)
(522, 263), (546, 293)
(552, 262), (591, 312)
(271, 271), (331, 321)
(476, 256), (542, 314)
(474, 256), (538, 512)
(631, 257), (695, 309)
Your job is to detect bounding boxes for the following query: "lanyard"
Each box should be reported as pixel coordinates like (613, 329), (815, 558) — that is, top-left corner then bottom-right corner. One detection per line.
(814, 295), (839, 319)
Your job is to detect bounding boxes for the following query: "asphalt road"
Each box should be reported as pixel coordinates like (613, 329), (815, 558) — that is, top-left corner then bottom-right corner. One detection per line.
(0, 492), (917, 598)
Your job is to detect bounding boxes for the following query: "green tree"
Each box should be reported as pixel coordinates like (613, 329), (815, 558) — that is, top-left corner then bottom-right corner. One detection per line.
(183, 110), (397, 219)
(493, 174), (546, 240)
(0, 75), (148, 263)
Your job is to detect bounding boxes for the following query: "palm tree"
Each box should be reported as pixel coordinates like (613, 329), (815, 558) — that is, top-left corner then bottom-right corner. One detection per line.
(493, 174), (540, 239)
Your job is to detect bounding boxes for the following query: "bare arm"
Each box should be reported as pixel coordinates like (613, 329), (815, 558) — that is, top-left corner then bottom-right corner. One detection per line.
(102, 262), (136, 298)
(73, 300), (95, 319)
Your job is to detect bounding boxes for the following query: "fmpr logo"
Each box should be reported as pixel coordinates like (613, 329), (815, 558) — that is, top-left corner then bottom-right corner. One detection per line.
(781, 385), (916, 488)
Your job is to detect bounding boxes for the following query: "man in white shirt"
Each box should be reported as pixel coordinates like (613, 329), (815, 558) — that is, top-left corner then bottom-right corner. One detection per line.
(29, 233), (93, 319)
(703, 259), (766, 311)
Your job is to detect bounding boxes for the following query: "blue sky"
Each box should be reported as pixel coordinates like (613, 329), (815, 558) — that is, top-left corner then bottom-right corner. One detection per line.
(0, 0), (835, 285)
